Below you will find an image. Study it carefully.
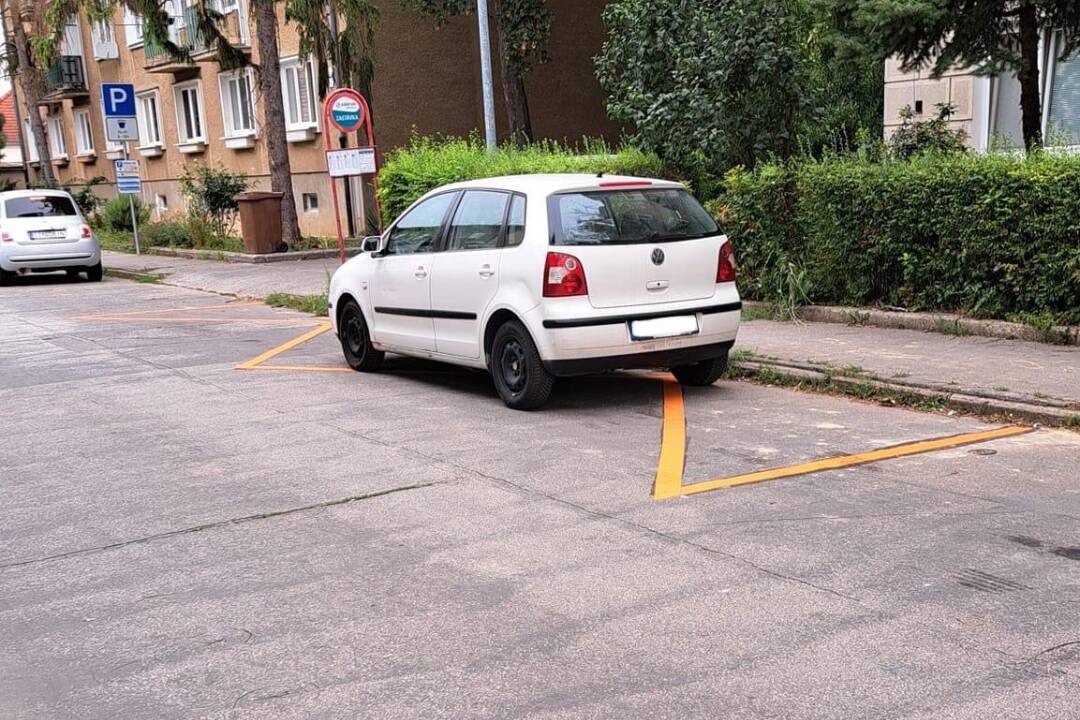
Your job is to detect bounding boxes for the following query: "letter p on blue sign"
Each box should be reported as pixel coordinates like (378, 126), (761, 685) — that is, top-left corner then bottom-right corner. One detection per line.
(101, 83), (136, 118)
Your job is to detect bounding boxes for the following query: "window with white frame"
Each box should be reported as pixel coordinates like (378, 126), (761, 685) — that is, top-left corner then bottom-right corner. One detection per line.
(173, 82), (206, 144)
(219, 69), (256, 137)
(24, 119), (39, 162)
(48, 115), (67, 158)
(136, 90), (163, 147)
(92, 19), (118, 59)
(1045, 32), (1080, 145)
(73, 108), (95, 155)
(280, 56), (319, 131)
(123, 7), (143, 47)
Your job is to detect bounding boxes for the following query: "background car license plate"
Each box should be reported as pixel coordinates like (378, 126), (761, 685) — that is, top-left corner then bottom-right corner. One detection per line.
(33, 230), (66, 240)
(629, 315), (699, 341)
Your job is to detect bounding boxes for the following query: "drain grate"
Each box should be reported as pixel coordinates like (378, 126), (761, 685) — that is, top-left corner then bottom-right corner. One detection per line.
(953, 568), (1029, 593)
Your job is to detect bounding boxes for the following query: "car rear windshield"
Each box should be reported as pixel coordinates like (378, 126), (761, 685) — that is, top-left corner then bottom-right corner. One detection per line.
(5, 195), (78, 218)
(549, 188), (719, 246)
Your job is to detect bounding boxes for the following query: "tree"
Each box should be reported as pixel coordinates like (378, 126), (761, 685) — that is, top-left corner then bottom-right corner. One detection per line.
(819, 0), (1080, 150)
(401, 0), (552, 145)
(595, 0), (805, 176)
(2, 0), (55, 185)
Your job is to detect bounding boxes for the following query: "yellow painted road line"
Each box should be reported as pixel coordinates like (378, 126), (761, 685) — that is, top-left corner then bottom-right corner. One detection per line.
(72, 300), (260, 320)
(250, 364), (354, 374)
(236, 322), (333, 370)
(75, 316), (317, 326)
(653, 381), (687, 500)
(654, 423), (1034, 500)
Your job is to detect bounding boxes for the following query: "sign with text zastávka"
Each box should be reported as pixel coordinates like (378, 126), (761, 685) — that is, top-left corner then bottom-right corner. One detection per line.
(326, 147), (377, 178)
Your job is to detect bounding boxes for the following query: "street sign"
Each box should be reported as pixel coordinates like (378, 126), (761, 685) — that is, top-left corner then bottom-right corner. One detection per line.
(101, 83), (136, 117)
(326, 89), (365, 133)
(102, 83), (137, 143)
(326, 147), (377, 177)
(115, 160), (141, 195)
(106, 117), (139, 142)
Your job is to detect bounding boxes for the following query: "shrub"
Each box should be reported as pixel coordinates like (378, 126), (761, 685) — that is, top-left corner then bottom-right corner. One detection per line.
(99, 195), (150, 232)
(66, 176), (107, 218)
(889, 103), (968, 160)
(719, 152), (1080, 324)
(179, 163), (249, 241)
(377, 135), (665, 222)
(141, 221), (191, 248)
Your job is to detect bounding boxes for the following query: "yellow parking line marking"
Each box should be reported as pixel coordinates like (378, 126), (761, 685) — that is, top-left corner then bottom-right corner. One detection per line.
(236, 323), (333, 370)
(651, 384), (1035, 500)
(653, 381), (687, 500)
(250, 364), (354, 374)
(74, 316), (316, 325)
(72, 300), (261, 320)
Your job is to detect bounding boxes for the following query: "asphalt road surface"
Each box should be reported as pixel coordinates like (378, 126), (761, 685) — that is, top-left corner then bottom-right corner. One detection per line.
(2, 276), (1079, 719)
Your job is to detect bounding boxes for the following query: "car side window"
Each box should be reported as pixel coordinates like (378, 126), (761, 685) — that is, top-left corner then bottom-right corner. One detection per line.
(386, 193), (457, 255)
(505, 195), (526, 247)
(446, 191), (509, 251)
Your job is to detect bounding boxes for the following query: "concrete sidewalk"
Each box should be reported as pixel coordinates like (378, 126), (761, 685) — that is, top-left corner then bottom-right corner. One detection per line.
(102, 250), (1079, 421)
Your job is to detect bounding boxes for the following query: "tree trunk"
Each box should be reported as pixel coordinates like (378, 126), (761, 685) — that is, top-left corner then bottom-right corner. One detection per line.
(490, 0), (533, 146)
(253, 0), (300, 245)
(7, 1), (54, 185)
(1017, 3), (1043, 151)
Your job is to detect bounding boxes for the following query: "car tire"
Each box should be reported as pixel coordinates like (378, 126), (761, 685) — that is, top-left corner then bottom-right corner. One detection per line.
(0, 269), (13, 286)
(339, 299), (384, 372)
(67, 269), (83, 281)
(671, 353), (729, 387)
(490, 320), (554, 410)
(86, 263), (103, 282)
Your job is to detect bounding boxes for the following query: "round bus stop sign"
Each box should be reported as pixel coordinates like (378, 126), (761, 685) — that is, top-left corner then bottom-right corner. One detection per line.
(326, 89), (366, 133)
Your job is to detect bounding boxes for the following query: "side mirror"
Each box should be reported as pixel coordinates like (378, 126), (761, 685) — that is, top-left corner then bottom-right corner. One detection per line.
(362, 235), (381, 253)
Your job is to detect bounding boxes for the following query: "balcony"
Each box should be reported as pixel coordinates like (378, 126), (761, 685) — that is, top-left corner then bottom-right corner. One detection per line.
(40, 56), (88, 102)
(145, 7), (249, 73)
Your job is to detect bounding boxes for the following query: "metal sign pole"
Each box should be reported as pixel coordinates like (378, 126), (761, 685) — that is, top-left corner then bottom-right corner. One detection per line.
(123, 142), (141, 255)
(475, 0), (498, 150)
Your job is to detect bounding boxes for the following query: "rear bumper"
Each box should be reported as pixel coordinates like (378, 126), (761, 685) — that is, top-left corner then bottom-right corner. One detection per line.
(0, 239), (101, 272)
(544, 340), (734, 377)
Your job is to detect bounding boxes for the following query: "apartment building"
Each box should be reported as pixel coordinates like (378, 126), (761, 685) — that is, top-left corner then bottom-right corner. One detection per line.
(884, 30), (1080, 150)
(14, 0), (619, 237)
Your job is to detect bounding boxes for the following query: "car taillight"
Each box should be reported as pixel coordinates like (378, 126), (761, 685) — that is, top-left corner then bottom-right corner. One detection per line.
(0, 231), (11, 243)
(543, 252), (588, 297)
(81, 225), (92, 238)
(716, 240), (737, 283)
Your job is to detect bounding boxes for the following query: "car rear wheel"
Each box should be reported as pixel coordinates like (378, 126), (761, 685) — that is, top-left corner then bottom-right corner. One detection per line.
(490, 321), (554, 410)
(339, 299), (384, 372)
(0, 269), (13, 286)
(671, 353), (729, 387)
(87, 263), (103, 282)
(66, 269), (83, 281)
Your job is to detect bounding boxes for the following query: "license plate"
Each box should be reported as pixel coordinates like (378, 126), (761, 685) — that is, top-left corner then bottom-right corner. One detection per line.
(629, 315), (699, 341)
(32, 230), (66, 240)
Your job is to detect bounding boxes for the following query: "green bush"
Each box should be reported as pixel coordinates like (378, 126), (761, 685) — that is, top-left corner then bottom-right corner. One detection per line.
(719, 152), (1080, 324)
(179, 163), (249, 241)
(141, 221), (191, 248)
(99, 195), (151, 232)
(377, 135), (666, 222)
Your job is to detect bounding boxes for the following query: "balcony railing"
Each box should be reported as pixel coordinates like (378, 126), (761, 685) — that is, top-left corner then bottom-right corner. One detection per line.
(45, 55), (87, 94)
(145, 7), (246, 65)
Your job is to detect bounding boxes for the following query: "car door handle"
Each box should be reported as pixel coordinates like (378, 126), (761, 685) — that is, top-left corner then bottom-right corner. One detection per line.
(478, 264), (495, 278)
(414, 267), (428, 279)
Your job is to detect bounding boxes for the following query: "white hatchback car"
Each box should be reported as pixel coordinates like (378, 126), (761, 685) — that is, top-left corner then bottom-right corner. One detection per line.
(0, 189), (102, 285)
(328, 174), (741, 409)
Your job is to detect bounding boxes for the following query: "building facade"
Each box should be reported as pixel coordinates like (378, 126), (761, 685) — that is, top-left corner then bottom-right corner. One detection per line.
(884, 31), (1080, 151)
(13, 0), (620, 237)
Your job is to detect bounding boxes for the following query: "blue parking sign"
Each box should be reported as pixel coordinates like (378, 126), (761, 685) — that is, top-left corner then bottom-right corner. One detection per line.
(101, 83), (136, 118)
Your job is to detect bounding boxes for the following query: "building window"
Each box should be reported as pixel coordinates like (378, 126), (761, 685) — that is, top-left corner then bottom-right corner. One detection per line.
(92, 19), (118, 60)
(173, 82), (206, 144)
(302, 193), (319, 213)
(136, 90), (163, 147)
(73, 108), (95, 155)
(219, 69), (256, 137)
(280, 56), (318, 131)
(48, 115), (67, 158)
(1045, 33), (1080, 146)
(155, 194), (168, 216)
(24, 119), (39, 162)
(123, 7), (143, 48)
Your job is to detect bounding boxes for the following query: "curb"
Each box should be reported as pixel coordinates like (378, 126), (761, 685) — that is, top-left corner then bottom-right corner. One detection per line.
(143, 246), (360, 264)
(104, 267), (165, 282)
(736, 359), (1080, 428)
(745, 301), (1079, 346)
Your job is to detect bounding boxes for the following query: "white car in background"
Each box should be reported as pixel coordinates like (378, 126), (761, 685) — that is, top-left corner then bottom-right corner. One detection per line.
(328, 174), (741, 409)
(0, 189), (102, 285)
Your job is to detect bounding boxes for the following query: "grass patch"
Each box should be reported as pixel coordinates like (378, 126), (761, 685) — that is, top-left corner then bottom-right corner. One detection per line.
(846, 311), (871, 326)
(1006, 311), (1070, 344)
(740, 303), (778, 322)
(265, 292), (329, 316)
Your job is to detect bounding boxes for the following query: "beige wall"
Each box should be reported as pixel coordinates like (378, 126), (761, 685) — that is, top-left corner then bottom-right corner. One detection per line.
(17, 0), (618, 239)
(883, 56), (977, 143)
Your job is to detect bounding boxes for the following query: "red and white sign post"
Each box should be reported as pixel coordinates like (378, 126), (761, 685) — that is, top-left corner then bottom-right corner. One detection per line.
(323, 88), (382, 264)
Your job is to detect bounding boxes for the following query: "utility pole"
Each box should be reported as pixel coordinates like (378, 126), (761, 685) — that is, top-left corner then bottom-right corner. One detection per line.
(475, 0), (497, 150)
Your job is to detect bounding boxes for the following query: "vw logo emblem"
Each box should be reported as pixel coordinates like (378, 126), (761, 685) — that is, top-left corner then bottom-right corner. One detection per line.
(651, 248), (665, 266)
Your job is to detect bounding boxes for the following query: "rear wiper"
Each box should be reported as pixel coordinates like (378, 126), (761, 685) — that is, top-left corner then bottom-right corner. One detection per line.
(643, 231), (705, 243)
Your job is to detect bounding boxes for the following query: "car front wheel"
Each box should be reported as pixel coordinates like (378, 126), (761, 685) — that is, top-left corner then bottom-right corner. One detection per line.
(339, 299), (384, 372)
(490, 320), (554, 410)
(671, 353), (729, 386)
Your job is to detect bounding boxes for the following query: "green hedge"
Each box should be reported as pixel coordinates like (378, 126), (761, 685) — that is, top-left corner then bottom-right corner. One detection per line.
(377, 135), (666, 223)
(719, 153), (1080, 324)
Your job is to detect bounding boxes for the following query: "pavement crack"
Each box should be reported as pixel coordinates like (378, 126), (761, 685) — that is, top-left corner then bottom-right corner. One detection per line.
(0, 483), (434, 571)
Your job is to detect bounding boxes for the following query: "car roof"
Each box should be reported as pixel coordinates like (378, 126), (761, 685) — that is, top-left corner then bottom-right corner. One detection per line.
(436, 173), (685, 196)
(0, 189), (74, 199)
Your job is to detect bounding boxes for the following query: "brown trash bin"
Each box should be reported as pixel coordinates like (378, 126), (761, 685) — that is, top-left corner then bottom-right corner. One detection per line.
(235, 191), (284, 254)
